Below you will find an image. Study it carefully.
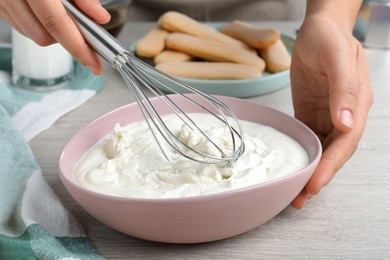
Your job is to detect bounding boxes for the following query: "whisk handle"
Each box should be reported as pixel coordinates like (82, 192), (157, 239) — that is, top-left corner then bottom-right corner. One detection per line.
(61, 0), (127, 65)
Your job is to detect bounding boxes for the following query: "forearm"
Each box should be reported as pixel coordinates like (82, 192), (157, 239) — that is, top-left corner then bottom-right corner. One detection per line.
(305, 0), (363, 31)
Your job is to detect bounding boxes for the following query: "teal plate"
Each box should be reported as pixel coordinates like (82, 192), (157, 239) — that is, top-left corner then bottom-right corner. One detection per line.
(129, 33), (294, 98)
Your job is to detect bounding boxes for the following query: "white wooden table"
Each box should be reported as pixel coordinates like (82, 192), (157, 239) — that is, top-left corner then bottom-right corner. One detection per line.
(28, 22), (390, 259)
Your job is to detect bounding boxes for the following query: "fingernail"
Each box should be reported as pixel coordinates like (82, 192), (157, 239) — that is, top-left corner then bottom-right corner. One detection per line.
(86, 65), (98, 75)
(339, 109), (354, 128)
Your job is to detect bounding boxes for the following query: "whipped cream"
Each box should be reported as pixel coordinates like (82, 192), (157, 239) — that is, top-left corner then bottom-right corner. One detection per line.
(74, 113), (309, 198)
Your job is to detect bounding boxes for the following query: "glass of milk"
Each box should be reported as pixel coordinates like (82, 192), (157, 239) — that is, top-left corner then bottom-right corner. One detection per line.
(11, 29), (74, 91)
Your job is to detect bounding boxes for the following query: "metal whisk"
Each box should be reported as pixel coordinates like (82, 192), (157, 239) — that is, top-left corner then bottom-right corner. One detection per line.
(62, 0), (245, 164)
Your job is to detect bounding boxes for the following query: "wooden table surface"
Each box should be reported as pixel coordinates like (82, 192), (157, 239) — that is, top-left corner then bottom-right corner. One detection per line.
(28, 22), (390, 259)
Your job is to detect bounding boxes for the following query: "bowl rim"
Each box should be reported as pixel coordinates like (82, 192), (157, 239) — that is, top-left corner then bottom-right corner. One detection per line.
(58, 94), (322, 203)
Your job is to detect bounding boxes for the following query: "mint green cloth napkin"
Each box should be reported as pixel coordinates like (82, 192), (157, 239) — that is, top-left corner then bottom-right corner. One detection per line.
(0, 45), (104, 259)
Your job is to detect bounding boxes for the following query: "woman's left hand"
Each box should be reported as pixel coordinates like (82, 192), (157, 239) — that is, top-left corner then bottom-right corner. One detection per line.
(289, 14), (373, 208)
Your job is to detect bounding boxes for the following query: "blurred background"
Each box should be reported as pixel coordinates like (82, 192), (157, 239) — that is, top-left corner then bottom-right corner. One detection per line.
(0, 0), (386, 48)
(125, 0), (306, 21)
(99, 0), (306, 37)
(101, 0), (377, 46)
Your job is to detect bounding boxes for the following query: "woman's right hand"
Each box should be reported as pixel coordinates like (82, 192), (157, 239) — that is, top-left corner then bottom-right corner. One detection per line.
(0, 0), (111, 74)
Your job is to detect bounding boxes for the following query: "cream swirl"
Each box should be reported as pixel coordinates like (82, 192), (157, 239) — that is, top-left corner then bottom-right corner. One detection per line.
(75, 113), (309, 198)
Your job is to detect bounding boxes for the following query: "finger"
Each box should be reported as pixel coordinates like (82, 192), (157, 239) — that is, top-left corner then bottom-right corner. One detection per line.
(74, 0), (111, 24)
(290, 132), (351, 209)
(2, 0), (55, 45)
(291, 189), (311, 209)
(290, 133), (352, 210)
(0, 5), (21, 32)
(309, 44), (372, 195)
(26, 0), (102, 74)
(306, 129), (361, 197)
(327, 42), (359, 133)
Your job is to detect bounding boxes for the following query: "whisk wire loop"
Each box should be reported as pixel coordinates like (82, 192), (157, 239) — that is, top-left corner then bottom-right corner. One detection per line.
(114, 52), (245, 164)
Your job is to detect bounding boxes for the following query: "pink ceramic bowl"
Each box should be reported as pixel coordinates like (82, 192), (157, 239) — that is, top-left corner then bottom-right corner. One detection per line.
(58, 94), (321, 244)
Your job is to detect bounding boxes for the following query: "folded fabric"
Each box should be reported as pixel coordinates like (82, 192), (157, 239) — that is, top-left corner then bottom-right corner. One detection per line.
(0, 45), (101, 141)
(0, 45), (104, 259)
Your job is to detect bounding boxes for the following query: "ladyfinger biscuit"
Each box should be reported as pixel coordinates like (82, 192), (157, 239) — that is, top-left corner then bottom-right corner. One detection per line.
(156, 62), (262, 80)
(154, 50), (194, 65)
(259, 39), (291, 73)
(158, 11), (254, 53)
(135, 27), (170, 58)
(166, 33), (265, 72)
(220, 20), (280, 49)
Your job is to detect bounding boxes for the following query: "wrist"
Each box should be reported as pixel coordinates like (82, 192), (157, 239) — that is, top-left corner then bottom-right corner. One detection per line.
(305, 0), (362, 31)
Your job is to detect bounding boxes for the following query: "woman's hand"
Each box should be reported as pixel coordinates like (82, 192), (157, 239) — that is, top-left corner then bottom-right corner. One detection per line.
(290, 13), (373, 208)
(0, 0), (110, 74)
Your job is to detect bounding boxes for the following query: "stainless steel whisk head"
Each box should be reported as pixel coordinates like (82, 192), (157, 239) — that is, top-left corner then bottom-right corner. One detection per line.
(62, 0), (245, 164)
(115, 52), (245, 164)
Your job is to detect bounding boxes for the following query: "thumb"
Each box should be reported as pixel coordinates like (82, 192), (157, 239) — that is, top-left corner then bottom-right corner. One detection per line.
(327, 47), (358, 133)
